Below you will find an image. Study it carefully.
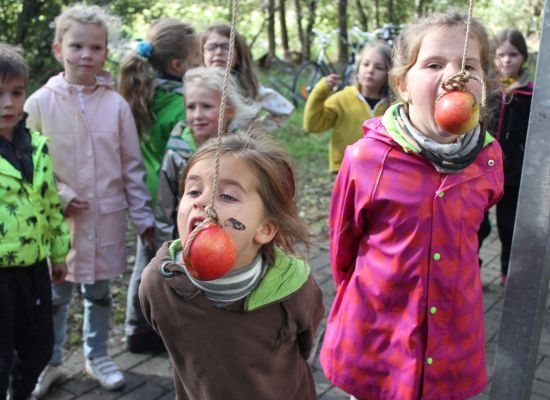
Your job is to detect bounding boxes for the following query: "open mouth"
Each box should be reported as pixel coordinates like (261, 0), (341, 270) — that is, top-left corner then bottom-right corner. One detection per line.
(188, 216), (206, 233)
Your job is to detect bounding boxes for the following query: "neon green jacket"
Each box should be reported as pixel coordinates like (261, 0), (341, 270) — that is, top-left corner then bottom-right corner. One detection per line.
(140, 82), (185, 205)
(0, 130), (70, 267)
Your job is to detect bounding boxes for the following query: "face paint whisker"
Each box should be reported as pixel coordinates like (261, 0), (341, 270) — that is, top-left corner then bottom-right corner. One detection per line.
(226, 218), (246, 231)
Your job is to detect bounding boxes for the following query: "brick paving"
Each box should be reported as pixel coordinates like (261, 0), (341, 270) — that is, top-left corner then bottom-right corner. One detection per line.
(41, 215), (550, 400)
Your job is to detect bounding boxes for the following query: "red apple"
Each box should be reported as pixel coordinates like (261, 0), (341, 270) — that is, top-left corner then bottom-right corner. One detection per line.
(183, 223), (236, 281)
(434, 90), (480, 135)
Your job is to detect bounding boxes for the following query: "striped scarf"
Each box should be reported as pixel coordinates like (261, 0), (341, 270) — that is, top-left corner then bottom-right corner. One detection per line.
(176, 251), (266, 308)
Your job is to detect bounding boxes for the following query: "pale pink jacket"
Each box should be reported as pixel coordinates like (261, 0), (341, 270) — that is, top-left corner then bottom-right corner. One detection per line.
(25, 73), (153, 284)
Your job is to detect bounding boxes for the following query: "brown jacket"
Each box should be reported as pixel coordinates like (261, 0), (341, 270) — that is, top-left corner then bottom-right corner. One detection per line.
(139, 241), (324, 400)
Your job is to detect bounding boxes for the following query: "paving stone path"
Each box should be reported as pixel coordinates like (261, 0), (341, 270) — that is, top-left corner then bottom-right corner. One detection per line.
(41, 217), (550, 400)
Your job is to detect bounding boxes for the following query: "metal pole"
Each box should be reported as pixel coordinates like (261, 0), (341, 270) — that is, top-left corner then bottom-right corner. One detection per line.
(490, 1), (550, 398)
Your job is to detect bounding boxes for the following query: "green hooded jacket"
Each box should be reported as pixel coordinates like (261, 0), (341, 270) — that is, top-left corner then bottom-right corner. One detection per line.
(140, 82), (185, 205)
(0, 131), (70, 267)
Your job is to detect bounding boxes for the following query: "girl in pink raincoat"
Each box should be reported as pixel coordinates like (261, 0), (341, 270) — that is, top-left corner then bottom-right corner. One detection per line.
(321, 10), (504, 400)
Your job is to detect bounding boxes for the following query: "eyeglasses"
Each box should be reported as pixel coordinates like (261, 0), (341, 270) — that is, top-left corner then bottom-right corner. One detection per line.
(204, 42), (230, 53)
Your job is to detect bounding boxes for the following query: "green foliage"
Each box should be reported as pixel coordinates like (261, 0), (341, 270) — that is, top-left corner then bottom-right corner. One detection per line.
(0, 0), (543, 87)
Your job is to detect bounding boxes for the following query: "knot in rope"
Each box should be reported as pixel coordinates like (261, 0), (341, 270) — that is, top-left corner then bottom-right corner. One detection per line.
(441, 71), (470, 92)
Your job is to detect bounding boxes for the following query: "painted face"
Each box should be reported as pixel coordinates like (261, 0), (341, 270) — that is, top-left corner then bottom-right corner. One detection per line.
(185, 86), (222, 147)
(356, 47), (388, 98)
(203, 32), (238, 69)
(54, 22), (108, 86)
(495, 40), (525, 79)
(0, 78), (25, 141)
(398, 26), (484, 144)
(177, 153), (276, 270)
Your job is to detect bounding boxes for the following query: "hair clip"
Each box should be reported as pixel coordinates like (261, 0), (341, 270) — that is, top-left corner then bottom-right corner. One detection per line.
(136, 41), (153, 59)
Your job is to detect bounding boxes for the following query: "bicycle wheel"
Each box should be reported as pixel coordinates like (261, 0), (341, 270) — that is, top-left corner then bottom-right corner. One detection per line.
(292, 61), (328, 107)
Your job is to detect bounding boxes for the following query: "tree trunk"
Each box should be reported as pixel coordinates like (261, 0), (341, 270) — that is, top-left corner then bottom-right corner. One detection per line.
(279, 0), (289, 53)
(387, 0), (394, 23)
(355, 0), (369, 31)
(14, 0), (38, 44)
(337, 0), (348, 66)
(414, 0), (424, 17)
(267, 0), (276, 65)
(304, 0), (318, 61)
(374, 0), (380, 28)
(294, 0), (305, 62)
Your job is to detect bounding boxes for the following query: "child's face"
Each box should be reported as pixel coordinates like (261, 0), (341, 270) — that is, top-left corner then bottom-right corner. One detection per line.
(203, 32), (238, 69)
(397, 26), (484, 144)
(54, 22), (108, 86)
(495, 40), (525, 79)
(0, 78), (25, 140)
(186, 86), (232, 147)
(177, 153), (277, 270)
(356, 48), (388, 98)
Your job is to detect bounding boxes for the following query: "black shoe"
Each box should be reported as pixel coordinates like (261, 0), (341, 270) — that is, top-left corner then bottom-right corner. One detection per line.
(126, 330), (166, 353)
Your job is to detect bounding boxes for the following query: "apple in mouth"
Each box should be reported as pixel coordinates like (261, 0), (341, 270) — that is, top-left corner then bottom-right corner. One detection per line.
(434, 90), (480, 135)
(183, 222), (236, 281)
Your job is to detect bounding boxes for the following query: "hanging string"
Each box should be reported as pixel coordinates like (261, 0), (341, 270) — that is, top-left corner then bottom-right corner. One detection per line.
(183, 0), (239, 260)
(210, 0), (239, 219)
(439, 0), (486, 110)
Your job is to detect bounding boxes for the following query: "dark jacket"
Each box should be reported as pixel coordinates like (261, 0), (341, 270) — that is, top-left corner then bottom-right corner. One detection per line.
(139, 240), (324, 400)
(492, 72), (533, 187)
(153, 122), (195, 249)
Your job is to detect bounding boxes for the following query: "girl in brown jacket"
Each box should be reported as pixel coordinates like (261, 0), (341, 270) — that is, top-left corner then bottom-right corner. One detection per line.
(140, 133), (324, 399)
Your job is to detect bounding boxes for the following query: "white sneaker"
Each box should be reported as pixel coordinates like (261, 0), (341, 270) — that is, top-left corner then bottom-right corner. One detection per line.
(32, 364), (64, 399)
(85, 356), (125, 390)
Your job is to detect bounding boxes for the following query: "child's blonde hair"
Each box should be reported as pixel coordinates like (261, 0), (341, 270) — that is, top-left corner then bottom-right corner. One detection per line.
(201, 23), (259, 100)
(0, 44), (28, 83)
(54, 4), (115, 44)
(184, 67), (259, 132)
(351, 41), (392, 101)
(119, 19), (197, 135)
(180, 133), (309, 265)
(390, 9), (496, 121)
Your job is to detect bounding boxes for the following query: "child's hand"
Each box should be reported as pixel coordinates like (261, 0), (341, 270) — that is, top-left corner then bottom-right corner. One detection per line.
(325, 74), (340, 90)
(65, 196), (90, 217)
(51, 262), (68, 284)
(140, 226), (155, 251)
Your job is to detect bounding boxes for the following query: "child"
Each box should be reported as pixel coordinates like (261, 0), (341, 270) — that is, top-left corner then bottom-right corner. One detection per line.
(320, 11), (504, 400)
(490, 28), (533, 285)
(154, 66), (259, 249)
(140, 133), (324, 399)
(0, 44), (70, 400)
(304, 41), (392, 173)
(202, 23), (294, 132)
(119, 18), (199, 353)
(24, 4), (154, 396)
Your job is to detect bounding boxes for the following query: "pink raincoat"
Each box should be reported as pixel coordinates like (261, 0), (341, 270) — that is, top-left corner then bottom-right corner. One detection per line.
(25, 73), (153, 284)
(320, 115), (504, 400)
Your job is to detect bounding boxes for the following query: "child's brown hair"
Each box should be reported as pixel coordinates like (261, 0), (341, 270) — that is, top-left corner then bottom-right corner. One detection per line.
(0, 44), (28, 83)
(119, 19), (197, 135)
(180, 133), (309, 265)
(201, 23), (259, 100)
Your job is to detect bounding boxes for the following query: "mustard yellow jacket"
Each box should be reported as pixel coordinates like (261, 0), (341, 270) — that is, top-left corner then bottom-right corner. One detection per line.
(303, 78), (389, 172)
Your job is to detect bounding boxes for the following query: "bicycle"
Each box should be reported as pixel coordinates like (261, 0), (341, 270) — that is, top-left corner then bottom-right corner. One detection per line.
(291, 25), (400, 107)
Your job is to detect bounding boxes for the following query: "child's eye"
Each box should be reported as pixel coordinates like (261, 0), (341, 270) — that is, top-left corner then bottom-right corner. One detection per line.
(220, 193), (237, 202)
(185, 189), (201, 198)
(465, 64), (477, 71)
(427, 63), (441, 69)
